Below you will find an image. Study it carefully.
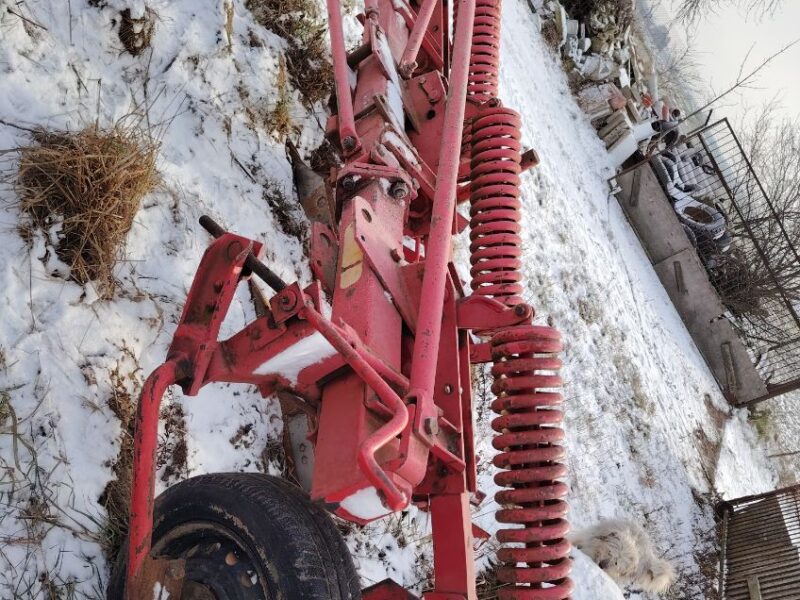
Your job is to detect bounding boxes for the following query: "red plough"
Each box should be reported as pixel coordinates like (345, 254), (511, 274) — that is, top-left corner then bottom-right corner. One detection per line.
(115, 0), (573, 598)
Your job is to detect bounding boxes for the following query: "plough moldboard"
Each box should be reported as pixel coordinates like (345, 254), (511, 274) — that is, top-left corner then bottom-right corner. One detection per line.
(115, 0), (573, 598)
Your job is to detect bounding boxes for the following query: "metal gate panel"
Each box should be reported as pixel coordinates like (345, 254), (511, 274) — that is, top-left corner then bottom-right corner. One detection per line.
(721, 486), (800, 599)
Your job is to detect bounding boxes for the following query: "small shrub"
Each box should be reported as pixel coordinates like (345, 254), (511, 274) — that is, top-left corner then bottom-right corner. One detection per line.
(15, 125), (158, 298)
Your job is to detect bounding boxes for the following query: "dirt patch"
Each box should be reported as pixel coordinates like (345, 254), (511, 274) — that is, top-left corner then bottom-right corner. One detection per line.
(748, 406), (772, 440)
(229, 422), (255, 449)
(263, 179), (305, 240)
(98, 364), (138, 560)
(577, 296), (602, 325)
(307, 139), (341, 175)
(14, 125), (158, 298)
(158, 402), (188, 483)
(703, 393), (729, 431)
(541, 18), (562, 51)
(119, 7), (155, 56)
(261, 437), (290, 479)
(694, 427), (722, 487)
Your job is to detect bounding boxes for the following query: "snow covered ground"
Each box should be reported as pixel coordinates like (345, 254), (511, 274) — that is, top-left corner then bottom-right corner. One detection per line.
(0, 0), (781, 598)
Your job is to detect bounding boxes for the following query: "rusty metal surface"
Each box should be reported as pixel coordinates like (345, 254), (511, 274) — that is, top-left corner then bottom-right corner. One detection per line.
(722, 487), (800, 599)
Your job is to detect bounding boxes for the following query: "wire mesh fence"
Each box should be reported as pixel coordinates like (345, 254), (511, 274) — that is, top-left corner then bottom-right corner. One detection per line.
(648, 119), (800, 397)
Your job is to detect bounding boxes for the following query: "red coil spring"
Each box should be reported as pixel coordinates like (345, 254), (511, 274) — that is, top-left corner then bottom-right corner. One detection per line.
(490, 326), (573, 599)
(468, 0), (502, 101)
(464, 1), (573, 595)
(468, 106), (524, 307)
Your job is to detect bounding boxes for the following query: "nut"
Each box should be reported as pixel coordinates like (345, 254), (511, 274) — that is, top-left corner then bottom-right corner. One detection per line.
(515, 304), (531, 318)
(278, 291), (297, 311)
(341, 175), (356, 192)
(390, 181), (410, 199)
(342, 136), (356, 151)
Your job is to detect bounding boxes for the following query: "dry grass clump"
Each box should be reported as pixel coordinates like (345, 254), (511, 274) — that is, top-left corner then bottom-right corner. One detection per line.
(265, 57), (294, 137)
(15, 125), (158, 298)
(246, 0), (334, 105)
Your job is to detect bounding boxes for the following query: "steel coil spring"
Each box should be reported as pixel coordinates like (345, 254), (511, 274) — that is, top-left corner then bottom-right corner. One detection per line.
(469, 106), (524, 306)
(468, 0), (502, 101)
(490, 326), (573, 599)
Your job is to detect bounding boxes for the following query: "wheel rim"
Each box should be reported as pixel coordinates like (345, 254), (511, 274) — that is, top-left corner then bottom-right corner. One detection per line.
(149, 522), (270, 600)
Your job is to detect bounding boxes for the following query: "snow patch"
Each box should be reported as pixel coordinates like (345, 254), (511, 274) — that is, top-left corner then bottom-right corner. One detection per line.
(253, 331), (337, 383)
(340, 486), (390, 521)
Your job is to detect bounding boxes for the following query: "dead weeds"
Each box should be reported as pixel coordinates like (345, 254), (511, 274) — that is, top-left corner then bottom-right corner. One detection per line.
(541, 18), (562, 51)
(307, 138), (341, 174)
(264, 57), (294, 138)
(158, 402), (188, 483)
(246, 0), (334, 105)
(98, 364), (137, 560)
(14, 125), (158, 299)
(560, 0), (634, 32)
(263, 179), (305, 240)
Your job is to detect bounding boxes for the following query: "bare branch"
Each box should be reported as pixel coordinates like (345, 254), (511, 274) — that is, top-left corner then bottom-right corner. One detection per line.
(677, 0), (784, 23)
(681, 38), (800, 123)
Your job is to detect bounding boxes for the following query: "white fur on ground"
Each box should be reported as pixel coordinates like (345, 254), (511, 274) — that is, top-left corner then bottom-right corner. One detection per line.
(571, 549), (626, 600)
(569, 519), (676, 594)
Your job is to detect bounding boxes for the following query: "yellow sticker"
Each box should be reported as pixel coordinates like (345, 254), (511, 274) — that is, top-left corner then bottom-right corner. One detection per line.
(339, 222), (364, 288)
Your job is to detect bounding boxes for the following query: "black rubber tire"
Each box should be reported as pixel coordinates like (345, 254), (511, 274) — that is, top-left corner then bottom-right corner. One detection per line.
(108, 473), (361, 600)
(649, 155), (672, 192)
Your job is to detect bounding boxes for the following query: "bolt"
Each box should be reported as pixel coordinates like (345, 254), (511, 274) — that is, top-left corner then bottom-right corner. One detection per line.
(424, 417), (440, 436)
(341, 175), (356, 192)
(399, 61), (417, 78)
(390, 181), (410, 199)
(390, 248), (403, 263)
(278, 291), (297, 311)
(443, 384), (453, 394)
(515, 304), (530, 317)
(342, 136), (356, 151)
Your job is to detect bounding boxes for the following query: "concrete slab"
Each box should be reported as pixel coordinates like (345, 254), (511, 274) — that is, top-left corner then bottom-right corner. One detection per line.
(615, 165), (769, 404)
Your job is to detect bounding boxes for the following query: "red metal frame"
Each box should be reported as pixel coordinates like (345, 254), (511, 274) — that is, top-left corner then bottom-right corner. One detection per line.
(123, 0), (573, 598)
